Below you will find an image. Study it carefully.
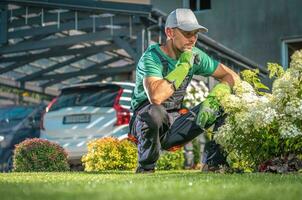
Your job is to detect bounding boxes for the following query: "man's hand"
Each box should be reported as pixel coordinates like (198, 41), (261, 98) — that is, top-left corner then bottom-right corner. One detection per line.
(164, 50), (195, 89)
(178, 50), (195, 67)
(211, 63), (240, 87)
(197, 96), (221, 128)
(197, 83), (231, 128)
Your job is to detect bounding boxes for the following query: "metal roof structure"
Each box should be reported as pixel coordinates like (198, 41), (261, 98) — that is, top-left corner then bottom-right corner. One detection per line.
(0, 0), (265, 105)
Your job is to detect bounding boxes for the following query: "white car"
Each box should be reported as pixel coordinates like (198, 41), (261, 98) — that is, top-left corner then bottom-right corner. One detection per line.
(40, 82), (134, 164)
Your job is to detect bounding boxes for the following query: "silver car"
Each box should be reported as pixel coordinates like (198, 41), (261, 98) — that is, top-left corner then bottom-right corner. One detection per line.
(40, 82), (134, 164)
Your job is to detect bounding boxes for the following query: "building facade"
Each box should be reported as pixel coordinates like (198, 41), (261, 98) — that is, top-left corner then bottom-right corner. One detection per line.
(151, 0), (302, 69)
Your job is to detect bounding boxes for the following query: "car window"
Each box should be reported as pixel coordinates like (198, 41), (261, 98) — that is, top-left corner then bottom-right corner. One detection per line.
(0, 107), (34, 129)
(0, 107), (34, 121)
(49, 86), (120, 111)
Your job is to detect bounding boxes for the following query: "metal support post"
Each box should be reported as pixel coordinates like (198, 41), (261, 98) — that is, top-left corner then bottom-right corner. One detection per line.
(184, 142), (194, 169)
(25, 7), (28, 25)
(129, 15), (132, 39)
(74, 11), (78, 30)
(158, 16), (162, 44)
(57, 10), (60, 29)
(92, 15), (96, 33)
(41, 8), (44, 26)
(141, 28), (145, 53)
(110, 16), (113, 36)
(0, 4), (8, 44)
(147, 30), (151, 46)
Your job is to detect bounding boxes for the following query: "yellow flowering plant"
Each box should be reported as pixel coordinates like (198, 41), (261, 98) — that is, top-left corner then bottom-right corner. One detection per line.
(82, 137), (137, 171)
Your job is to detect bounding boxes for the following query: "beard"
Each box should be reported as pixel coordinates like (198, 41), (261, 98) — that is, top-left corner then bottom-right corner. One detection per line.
(176, 43), (195, 53)
(183, 43), (195, 50)
(169, 39), (195, 58)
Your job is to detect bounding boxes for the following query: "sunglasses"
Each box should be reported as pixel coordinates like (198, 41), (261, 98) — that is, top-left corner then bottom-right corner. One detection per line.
(175, 28), (199, 38)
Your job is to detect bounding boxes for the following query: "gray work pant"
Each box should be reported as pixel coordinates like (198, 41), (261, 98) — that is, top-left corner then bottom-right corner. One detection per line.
(131, 104), (204, 170)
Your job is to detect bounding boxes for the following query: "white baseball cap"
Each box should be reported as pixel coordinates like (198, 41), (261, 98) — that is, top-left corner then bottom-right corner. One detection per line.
(165, 8), (208, 33)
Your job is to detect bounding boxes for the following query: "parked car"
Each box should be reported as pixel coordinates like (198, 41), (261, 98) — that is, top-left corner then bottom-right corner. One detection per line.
(40, 82), (135, 164)
(0, 104), (44, 172)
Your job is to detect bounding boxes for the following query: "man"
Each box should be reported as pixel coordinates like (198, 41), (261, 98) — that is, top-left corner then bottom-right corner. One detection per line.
(130, 8), (239, 173)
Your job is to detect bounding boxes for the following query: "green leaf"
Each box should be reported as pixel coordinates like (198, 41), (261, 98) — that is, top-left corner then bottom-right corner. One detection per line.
(240, 69), (269, 95)
(254, 82), (269, 90)
(267, 63), (285, 79)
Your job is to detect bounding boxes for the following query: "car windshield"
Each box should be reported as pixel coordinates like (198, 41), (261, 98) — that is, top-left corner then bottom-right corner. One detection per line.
(49, 86), (120, 112)
(0, 107), (34, 129)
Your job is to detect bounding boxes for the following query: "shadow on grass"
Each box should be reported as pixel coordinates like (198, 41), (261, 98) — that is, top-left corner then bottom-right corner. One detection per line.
(84, 170), (135, 175)
(83, 170), (206, 176)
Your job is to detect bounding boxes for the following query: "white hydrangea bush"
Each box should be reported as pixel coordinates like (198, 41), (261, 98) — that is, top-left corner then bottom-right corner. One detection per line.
(214, 50), (302, 172)
(183, 79), (209, 108)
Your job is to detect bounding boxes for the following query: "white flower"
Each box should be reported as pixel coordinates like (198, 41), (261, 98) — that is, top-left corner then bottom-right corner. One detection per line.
(272, 72), (299, 102)
(259, 95), (270, 104)
(241, 93), (259, 104)
(284, 98), (302, 119)
(184, 79), (208, 108)
(234, 81), (256, 96)
(279, 123), (302, 138)
(290, 50), (302, 71)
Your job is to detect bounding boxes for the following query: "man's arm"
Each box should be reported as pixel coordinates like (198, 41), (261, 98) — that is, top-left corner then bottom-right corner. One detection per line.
(143, 51), (195, 105)
(143, 77), (174, 105)
(211, 63), (240, 87)
(196, 63), (239, 128)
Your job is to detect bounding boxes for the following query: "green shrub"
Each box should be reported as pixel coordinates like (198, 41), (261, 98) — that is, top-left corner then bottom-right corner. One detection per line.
(13, 138), (70, 172)
(156, 149), (185, 170)
(82, 137), (137, 171)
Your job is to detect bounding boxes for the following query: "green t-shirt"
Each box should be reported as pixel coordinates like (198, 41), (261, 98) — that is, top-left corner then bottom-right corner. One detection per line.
(131, 43), (219, 110)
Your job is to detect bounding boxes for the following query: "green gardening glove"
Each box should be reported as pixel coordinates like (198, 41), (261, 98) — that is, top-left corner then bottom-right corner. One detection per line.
(178, 50), (195, 67)
(196, 83), (231, 128)
(165, 51), (195, 89)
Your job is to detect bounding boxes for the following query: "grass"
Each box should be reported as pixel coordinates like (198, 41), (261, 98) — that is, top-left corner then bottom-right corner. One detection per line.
(0, 171), (301, 200)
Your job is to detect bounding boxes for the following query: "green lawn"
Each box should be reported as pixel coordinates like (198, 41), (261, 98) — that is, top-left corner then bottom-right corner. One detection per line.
(0, 171), (301, 200)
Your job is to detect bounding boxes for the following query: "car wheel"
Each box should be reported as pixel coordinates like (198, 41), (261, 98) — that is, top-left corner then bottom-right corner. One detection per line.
(1, 150), (14, 172)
